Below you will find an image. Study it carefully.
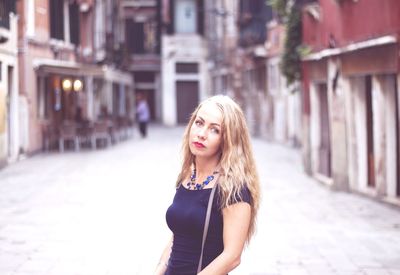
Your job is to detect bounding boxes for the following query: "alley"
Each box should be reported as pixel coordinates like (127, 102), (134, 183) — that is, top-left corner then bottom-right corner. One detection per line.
(0, 126), (399, 275)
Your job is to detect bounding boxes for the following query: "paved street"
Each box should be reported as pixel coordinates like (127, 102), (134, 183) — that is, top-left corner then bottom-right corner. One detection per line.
(0, 125), (399, 275)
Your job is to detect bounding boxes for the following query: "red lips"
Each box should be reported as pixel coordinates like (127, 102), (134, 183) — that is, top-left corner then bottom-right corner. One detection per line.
(193, 142), (205, 148)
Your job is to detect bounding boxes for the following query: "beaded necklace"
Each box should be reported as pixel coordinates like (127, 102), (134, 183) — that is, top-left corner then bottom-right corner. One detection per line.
(186, 168), (219, 190)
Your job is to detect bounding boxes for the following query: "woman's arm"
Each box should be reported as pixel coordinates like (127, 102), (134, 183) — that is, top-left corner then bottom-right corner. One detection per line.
(154, 235), (173, 275)
(198, 202), (251, 275)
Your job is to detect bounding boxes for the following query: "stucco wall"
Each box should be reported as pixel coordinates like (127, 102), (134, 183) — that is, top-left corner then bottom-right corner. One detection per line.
(161, 34), (208, 126)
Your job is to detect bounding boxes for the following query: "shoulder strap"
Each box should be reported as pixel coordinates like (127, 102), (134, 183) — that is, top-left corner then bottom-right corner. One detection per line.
(197, 179), (219, 273)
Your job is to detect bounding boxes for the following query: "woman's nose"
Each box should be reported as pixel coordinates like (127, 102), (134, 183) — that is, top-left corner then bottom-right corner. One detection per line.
(197, 128), (206, 139)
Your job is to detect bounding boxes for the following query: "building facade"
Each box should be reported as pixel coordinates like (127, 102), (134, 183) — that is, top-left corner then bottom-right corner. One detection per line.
(266, 19), (302, 145)
(0, 1), (19, 167)
(17, 0), (133, 155)
(161, 0), (209, 125)
(235, 0), (273, 136)
(301, 0), (400, 204)
(206, 0), (239, 99)
(205, 1), (302, 146)
(122, 0), (162, 122)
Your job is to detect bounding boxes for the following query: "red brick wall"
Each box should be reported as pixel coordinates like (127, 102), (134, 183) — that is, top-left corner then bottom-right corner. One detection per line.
(303, 0), (400, 51)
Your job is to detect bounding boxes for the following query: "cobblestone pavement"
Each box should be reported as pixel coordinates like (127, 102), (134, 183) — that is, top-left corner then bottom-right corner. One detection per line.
(0, 125), (399, 275)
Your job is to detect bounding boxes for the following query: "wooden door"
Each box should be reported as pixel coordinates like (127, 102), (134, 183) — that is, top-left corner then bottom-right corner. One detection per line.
(365, 75), (375, 187)
(176, 81), (199, 124)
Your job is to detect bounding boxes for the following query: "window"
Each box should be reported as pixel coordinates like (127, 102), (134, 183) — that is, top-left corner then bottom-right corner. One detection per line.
(176, 62), (198, 73)
(94, 0), (106, 61)
(135, 72), (155, 82)
(129, 21), (144, 53)
(174, 0), (197, 34)
(49, 0), (80, 44)
(126, 19), (157, 54)
(69, 2), (80, 45)
(49, 0), (65, 40)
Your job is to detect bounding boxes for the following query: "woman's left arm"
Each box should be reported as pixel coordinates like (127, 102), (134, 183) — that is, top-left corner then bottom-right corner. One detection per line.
(198, 202), (251, 275)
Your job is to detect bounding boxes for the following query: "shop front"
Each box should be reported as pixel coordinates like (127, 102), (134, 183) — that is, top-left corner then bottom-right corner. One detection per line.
(34, 59), (133, 151)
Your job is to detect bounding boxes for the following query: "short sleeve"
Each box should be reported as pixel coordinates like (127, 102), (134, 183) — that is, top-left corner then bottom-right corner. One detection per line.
(232, 185), (252, 205)
(215, 185), (252, 209)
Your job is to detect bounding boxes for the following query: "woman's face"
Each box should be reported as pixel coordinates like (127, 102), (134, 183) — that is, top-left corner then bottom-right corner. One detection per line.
(189, 102), (223, 161)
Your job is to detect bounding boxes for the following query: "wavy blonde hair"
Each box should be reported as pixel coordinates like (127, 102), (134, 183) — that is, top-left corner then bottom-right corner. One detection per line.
(176, 95), (261, 243)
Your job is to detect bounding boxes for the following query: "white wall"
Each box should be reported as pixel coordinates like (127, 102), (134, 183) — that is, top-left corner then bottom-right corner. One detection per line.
(381, 75), (397, 198)
(274, 98), (287, 142)
(268, 56), (292, 143)
(161, 34), (208, 126)
(372, 75), (386, 196)
(287, 90), (301, 145)
(0, 13), (19, 161)
(353, 77), (368, 192)
(345, 77), (358, 190)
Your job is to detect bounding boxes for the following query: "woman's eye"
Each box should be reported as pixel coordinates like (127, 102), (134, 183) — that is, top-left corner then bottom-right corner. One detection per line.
(195, 120), (203, 126)
(210, 127), (220, 134)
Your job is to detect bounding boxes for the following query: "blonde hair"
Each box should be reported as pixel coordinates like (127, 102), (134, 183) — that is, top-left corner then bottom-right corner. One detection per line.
(176, 95), (261, 243)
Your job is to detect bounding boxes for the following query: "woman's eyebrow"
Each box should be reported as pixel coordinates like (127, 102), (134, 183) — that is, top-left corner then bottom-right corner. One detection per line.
(198, 116), (221, 127)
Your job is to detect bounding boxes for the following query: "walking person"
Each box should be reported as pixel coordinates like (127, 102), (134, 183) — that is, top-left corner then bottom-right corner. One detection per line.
(154, 95), (261, 275)
(136, 94), (150, 138)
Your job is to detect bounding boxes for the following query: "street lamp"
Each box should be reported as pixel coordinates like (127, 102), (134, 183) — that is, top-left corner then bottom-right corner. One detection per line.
(62, 78), (83, 92)
(62, 78), (72, 92)
(73, 79), (83, 92)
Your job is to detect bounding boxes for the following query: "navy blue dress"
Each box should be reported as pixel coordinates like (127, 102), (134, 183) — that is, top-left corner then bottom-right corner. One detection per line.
(165, 184), (251, 275)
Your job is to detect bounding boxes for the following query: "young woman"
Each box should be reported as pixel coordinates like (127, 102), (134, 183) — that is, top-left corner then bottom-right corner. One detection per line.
(155, 95), (260, 275)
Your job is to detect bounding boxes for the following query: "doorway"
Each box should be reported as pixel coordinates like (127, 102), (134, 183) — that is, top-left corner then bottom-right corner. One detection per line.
(365, 75), (375, 188)
(6, 65), (13, 158)
(176, 81), (199, 124)
(318, 83), (331, 177)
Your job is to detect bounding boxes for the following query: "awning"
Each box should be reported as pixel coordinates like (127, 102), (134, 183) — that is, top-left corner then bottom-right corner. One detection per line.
(303, 35), (397, 61)
(33, 59), (82, 75)
(33, 58), (133, 86)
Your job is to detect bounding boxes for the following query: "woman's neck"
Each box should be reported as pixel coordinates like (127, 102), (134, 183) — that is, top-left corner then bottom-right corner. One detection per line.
(194, 157), (219, 179)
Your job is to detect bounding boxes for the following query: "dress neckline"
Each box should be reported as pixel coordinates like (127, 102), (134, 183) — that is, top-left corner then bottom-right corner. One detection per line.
(179, 183), (215, 191)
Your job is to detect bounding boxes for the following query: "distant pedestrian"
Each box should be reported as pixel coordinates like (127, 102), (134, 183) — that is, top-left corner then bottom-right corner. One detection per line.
(154, 95), (261, 275)
(136, 94), (150, 138)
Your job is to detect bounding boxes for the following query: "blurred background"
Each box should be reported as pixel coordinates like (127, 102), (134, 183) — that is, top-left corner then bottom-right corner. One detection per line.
(0, 0), (400, 274)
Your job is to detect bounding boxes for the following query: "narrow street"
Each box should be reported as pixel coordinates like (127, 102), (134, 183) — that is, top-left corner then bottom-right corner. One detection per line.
(0, 125), (399, 275)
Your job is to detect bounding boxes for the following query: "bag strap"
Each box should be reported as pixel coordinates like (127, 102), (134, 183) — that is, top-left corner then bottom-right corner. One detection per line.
(197, 177), (219, 273)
